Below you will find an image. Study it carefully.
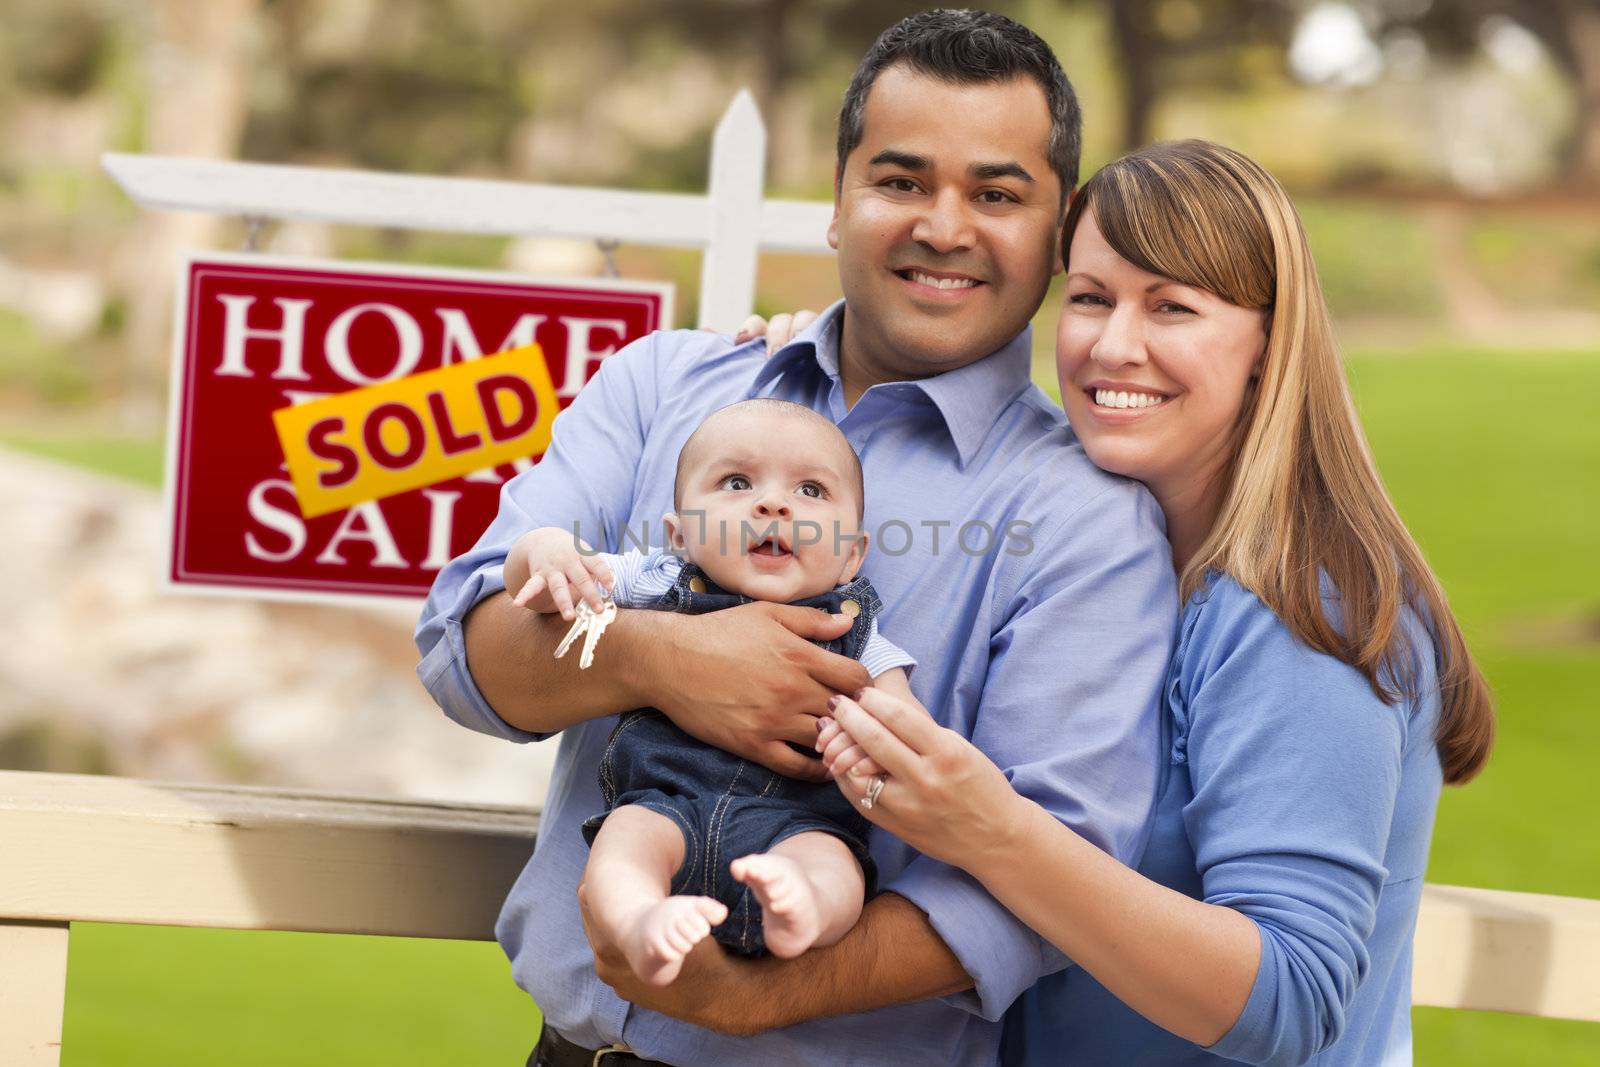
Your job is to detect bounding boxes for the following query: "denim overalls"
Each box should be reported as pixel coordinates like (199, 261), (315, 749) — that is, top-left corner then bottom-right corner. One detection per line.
(580, 561), (883, 955)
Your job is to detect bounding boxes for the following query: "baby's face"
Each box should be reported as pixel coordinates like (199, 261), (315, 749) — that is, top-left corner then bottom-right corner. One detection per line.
(668, 410), (866, 603)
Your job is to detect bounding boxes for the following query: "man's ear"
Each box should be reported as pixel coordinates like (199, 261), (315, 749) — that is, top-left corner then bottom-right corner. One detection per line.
(836, 526), (869, 584)
(1053, 186), (1078, 275)
(827, 165), (843, 250)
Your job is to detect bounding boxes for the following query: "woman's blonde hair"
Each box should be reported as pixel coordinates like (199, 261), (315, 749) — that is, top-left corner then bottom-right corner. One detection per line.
(1062, 140), (1493, 783)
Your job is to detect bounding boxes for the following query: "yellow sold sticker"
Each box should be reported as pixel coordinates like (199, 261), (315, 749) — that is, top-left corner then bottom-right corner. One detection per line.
(272, 344), (558, 519)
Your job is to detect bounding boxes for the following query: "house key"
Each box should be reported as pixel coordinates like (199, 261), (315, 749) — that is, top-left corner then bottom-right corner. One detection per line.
(553, 593), (617, 670)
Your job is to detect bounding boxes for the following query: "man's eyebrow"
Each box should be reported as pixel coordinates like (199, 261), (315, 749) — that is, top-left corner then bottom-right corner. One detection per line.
(972, 161), (1035, 183)
(867, 149), (929, 170)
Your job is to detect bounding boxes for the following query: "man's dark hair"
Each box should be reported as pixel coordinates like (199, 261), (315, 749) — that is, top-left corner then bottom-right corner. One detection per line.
(836, 9), (1082, 202)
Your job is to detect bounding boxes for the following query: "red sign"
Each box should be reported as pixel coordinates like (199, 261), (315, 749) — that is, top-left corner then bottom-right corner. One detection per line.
(165, 253), (672, 601)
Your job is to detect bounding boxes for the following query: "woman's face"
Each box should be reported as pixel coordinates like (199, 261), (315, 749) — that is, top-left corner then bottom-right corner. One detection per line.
(1056, 212), (1268, 501)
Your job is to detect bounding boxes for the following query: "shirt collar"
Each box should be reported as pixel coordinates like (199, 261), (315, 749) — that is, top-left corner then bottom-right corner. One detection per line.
(748, 300), (847, 396)
(749, 300), (1036, 469)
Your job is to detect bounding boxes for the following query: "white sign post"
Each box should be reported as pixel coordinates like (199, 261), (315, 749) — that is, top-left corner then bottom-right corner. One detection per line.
(103, 90), (835, 332)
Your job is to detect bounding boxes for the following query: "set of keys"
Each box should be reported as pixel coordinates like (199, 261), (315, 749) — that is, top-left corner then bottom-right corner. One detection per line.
(553, 592), (617, 670)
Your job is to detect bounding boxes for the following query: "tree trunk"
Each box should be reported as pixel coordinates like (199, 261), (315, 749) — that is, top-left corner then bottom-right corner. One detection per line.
(117, 0), (261, 425)
(1109, 0), (1159, 151)
(1561, 2), (1600, 187)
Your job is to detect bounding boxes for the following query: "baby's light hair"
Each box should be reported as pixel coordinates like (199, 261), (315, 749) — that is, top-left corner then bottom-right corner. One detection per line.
(673, 399), (865, 521)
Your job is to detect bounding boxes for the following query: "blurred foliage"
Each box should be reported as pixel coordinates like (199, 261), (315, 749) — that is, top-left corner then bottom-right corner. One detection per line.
(242, 0), (537, 173)
(0, 309), (95, 405)
(331, 228), (512, 271)
(0, 0), (118, 99)
(244, 61), (525, 174)
(1297, 199), (1446, 316)
(1467, 213), (1600, 309)
(0, 719), (113, 775)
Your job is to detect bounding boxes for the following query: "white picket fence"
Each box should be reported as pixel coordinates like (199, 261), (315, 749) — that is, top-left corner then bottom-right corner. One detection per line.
(101, 90), (835, 332)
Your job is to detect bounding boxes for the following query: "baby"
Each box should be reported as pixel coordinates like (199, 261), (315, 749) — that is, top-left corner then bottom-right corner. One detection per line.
(504, 398), (921, 985)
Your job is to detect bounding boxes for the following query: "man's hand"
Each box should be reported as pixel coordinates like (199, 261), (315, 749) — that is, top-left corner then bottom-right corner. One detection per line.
(464, 591), (867, 748)
(645, 601), (870, 781)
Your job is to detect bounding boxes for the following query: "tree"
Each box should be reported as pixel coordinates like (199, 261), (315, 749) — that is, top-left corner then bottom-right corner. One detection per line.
(1102, 0), (1299, 151)
(120, 0), (263, 414)
(1356, 0), (1600, 187)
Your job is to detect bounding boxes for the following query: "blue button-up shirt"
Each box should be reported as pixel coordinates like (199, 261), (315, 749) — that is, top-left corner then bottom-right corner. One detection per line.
(415, 302), (1177, 1067)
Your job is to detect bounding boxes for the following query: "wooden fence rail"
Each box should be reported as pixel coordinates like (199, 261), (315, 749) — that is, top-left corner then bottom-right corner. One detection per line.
(1, 770), (1595, 1065)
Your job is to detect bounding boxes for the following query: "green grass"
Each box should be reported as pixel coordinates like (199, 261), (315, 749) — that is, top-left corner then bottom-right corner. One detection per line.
(61, 925), (540, 1066)
(1336, 348), (1599, 1063)
(0, 431), (165, 486)
(24, 346), (1600, 1062)
(1345, 349), (1600, 1062)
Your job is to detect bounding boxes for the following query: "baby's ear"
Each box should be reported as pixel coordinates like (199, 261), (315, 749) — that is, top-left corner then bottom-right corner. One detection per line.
(837, 527), (869, 582)
(662, 510), (688, 556)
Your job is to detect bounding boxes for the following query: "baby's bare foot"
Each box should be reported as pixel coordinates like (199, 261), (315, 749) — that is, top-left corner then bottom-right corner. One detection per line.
(730, 853), (823, 959)
(621, 896), (728, 986)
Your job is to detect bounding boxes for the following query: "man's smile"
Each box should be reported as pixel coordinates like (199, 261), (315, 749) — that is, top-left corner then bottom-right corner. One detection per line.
(894, 265), (987, 298)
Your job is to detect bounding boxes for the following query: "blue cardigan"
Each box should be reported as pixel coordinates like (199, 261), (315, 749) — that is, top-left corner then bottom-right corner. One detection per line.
(1003, 574), (1444, 1066)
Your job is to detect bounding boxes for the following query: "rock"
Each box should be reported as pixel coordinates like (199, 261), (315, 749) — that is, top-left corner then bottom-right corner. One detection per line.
(0, 445), (554, 806)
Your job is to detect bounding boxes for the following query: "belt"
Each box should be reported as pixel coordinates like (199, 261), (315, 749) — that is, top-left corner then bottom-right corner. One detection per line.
(529, 1025), (666, 1067)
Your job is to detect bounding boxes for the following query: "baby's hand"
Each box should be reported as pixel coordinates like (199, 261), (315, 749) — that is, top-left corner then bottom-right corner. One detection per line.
(507, 527), (616, 621)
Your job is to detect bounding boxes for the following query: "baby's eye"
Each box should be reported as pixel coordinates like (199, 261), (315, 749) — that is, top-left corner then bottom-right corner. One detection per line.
(797, 482), (825, 499)
(721, 474), (751, 491)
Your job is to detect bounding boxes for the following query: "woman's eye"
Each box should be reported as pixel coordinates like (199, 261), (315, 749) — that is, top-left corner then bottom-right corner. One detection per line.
(1157, 301), (1195, 315)
(1070, 292), (1109, 307)
(798, 482), (825, 499)
(721, 475), (750, 490)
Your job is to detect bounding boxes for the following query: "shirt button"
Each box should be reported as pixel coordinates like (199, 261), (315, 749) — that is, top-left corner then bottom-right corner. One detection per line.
(839, 599), (861, 618)
(689, 576), (707, 593)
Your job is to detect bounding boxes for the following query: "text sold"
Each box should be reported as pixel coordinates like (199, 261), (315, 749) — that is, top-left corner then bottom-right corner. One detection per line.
(272, 343), (558, 518)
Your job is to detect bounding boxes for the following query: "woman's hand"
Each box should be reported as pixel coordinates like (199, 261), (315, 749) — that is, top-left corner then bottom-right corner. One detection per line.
(816, 688), (1028, 871)
(724, 309), (819, 348)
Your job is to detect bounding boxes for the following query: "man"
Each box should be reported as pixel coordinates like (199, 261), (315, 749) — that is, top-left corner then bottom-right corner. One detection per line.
(416, 10), (1176, 1065)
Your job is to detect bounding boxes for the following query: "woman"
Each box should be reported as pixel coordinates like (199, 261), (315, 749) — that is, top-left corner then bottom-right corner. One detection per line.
(812, 140), (1494, 1066)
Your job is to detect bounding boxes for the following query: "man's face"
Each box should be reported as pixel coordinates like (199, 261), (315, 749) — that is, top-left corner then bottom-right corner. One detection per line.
(829, 64), (1063, 378)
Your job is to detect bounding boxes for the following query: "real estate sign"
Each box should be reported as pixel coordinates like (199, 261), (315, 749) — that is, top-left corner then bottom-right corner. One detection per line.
(166, 253), (672, 602)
